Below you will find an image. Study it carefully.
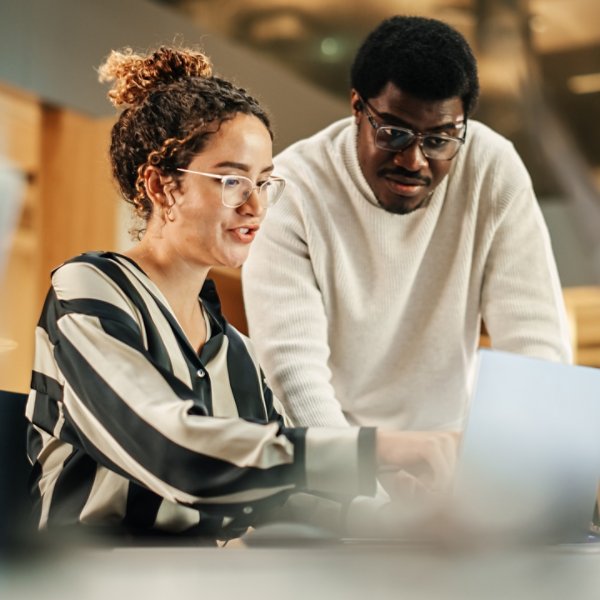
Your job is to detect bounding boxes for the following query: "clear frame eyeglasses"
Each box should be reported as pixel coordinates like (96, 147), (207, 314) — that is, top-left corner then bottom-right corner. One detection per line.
(176, 168), (286, 208)
(360, 96), (467, 161)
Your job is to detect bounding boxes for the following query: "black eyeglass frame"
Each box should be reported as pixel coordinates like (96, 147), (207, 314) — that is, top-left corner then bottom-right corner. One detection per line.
(359, 96), (467, 161)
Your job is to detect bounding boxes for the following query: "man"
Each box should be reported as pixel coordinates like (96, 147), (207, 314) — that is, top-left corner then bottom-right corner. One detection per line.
(243, 16), (572, 430)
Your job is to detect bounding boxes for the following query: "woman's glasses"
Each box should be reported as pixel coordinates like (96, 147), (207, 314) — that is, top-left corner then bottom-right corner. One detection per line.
(177, 168), (286, 208)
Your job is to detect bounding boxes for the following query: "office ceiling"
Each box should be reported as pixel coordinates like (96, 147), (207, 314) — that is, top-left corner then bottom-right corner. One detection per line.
(153, 0), (600, 176)
(154, 0), (600, 69)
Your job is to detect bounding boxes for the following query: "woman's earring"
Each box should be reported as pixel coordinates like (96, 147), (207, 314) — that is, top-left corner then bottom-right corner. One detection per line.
(165, 190), (176, 222)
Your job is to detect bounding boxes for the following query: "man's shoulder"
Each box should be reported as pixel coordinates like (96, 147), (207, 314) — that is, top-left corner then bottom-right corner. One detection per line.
(450, 121), (533, 212)
(464, 120), (514, 153)
(454, 120), (524, 182)
(274, 117), (352, 169)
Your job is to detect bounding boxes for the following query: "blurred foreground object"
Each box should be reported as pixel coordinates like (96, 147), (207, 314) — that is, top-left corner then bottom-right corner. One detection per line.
(0, 159), (25, 277)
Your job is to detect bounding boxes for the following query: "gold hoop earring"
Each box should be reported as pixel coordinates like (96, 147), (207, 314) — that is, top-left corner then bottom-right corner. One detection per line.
(165, 190), (176, 222)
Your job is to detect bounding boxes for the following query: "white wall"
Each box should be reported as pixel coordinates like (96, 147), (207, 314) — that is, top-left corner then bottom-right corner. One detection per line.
(0, 0), (347, 152)
(541, 200), (598, 287)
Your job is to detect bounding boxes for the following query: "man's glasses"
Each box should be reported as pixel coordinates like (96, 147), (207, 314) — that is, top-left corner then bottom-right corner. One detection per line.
(360, 97), (467, 161)
(177, 169), (286, 208)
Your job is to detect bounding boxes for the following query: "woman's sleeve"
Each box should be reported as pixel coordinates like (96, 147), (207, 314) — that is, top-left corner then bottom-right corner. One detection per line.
(31, 259), (375, 515)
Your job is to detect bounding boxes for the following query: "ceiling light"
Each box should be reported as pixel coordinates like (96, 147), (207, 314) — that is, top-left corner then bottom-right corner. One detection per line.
(568, 73), (600, 95)
(320, 37), (340, 56)
(528, 14), (546, 34)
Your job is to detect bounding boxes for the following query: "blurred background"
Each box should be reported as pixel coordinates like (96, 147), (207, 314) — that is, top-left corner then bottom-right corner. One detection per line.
(1, 0), (600, 393)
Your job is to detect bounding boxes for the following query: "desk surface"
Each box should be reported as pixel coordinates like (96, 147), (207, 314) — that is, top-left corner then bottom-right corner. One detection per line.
(2, 541), (600, 600)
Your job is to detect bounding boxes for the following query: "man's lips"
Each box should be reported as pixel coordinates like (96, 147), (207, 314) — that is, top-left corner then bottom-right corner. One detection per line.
(379, 168), (431, 188)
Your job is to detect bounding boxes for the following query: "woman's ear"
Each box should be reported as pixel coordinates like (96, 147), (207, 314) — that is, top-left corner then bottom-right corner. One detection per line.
(144, 167), (176, 220)
(145, 167), (168, 202)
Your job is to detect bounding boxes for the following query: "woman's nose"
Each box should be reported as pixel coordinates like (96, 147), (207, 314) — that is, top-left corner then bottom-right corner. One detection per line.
(238, 188), (266, 219)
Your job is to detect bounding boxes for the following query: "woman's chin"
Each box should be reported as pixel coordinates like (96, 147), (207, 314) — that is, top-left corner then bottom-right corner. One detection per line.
(214, 253), (248, 270)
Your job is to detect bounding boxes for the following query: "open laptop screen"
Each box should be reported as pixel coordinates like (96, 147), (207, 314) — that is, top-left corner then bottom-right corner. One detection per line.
(453, 349), (600, 542)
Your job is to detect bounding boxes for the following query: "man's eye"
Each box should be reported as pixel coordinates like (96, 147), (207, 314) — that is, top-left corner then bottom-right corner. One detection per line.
(383, 128), (412, 145)
(388, 129), (410, 139)
(424, 136), (450, 148)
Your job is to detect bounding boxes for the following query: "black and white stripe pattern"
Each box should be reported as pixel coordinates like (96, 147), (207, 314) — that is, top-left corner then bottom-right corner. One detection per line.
(26, 252), (374, 538)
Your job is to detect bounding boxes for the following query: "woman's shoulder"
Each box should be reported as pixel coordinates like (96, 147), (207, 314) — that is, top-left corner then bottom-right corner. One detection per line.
(55, 250), (130, 270)
(51, 251), (106, 274)
(50, 251), (144, 305)
(53, 251), (146, 280)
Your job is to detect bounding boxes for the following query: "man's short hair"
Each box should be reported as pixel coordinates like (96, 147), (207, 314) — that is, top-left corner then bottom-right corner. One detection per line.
(350, 16), (480, 117)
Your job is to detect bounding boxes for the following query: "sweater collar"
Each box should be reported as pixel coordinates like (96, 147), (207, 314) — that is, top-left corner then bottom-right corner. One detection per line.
(337, 118), (379, 207)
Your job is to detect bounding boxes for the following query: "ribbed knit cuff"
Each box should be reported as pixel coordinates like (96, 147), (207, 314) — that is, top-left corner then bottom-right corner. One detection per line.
(303, 427), (377, 497)
(358, 427), (377, 496)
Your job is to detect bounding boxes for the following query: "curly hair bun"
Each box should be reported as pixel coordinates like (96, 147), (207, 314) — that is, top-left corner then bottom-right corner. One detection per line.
(98, 46), (213, 108)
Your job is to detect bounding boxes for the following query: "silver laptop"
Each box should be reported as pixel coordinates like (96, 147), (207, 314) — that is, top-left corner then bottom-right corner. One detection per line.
(453, 349), (600, 543)
(255, 349), (600, 547)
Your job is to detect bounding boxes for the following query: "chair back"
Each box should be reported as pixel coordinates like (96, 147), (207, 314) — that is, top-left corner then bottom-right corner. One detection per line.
(0, 390), (31, 553)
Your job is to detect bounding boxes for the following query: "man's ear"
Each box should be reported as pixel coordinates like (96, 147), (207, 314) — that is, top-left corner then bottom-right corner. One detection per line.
(350, 89), (363, 122)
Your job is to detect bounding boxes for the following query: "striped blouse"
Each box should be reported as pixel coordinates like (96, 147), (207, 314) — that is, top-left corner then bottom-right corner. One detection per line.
(26, 252), (375, 539)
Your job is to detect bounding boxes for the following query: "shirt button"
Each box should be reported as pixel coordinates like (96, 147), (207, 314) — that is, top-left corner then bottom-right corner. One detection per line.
(197, 368), (206, 378)
(243, 506), (253, 515)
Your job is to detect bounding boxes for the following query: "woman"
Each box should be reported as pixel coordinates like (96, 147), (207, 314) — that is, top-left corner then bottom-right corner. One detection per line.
(26, 46), (456, 541)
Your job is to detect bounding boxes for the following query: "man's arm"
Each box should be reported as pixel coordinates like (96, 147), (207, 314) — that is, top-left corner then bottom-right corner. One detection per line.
(481, 146), (573, 363)
(243, 187), (350, 426)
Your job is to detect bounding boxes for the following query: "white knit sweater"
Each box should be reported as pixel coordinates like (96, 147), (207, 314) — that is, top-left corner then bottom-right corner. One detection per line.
(243, 117), (572, 429)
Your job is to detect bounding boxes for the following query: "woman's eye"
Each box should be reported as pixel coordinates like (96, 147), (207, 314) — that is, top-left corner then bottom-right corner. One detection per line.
(222, 176), (241, 188)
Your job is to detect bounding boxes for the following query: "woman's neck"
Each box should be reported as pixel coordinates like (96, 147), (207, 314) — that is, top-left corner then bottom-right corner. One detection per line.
(124, 239), (210, 352)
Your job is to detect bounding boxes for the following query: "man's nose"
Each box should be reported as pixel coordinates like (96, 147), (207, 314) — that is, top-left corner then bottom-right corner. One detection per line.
(393, 140), (429, 171)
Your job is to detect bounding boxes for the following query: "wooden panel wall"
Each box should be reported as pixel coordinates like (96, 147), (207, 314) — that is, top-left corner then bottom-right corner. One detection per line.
(210, 267), (248, 334)
(40, 108), (117, 283)
(563, 287), (600, 367)
(0, 84), (42, 394)
(0, 83), (116, 393)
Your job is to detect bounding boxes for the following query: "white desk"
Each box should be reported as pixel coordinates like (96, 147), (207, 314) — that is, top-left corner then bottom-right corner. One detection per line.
(2, 541), (599, 600)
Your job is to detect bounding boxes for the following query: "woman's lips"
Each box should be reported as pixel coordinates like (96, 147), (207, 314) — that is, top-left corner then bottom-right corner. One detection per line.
(229, 226), (259, 243)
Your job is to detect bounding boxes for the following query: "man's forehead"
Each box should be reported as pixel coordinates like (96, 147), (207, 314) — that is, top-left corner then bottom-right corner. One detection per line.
(369, 83), (464, 126)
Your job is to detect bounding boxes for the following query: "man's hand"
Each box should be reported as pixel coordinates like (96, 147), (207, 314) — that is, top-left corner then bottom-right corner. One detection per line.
(375, 430), (460, 499)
